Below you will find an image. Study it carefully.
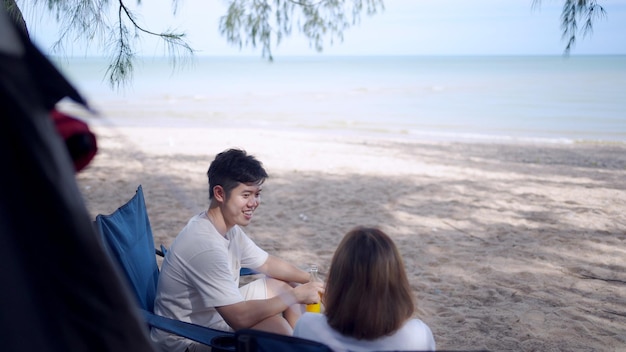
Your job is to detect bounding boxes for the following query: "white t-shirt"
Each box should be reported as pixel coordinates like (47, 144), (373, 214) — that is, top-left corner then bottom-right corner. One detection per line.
(294, 313), (436, 352)
(151, 211), (268, 352)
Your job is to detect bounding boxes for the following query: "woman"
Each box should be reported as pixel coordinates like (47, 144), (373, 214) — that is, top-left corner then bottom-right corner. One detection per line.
(294, 227), (435, 351)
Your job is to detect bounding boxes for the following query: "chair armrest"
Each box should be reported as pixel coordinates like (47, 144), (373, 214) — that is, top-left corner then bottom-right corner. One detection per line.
(155, 244), (167, 257)
(141, 309), (234, 349)
(239, 267), (258, 276)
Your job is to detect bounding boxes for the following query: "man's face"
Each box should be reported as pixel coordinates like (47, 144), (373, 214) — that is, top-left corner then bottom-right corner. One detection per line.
(222, 182), (262, 228)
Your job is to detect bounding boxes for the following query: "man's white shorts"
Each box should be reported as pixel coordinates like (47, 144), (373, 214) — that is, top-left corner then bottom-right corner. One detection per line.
(210, 277), (268, 332)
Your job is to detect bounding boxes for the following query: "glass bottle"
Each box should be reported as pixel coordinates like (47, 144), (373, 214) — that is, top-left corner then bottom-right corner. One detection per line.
(305, 264), (322, 313)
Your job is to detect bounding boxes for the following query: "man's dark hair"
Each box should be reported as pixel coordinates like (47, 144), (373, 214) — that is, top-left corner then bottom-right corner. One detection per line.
(207, 148), (268, 199)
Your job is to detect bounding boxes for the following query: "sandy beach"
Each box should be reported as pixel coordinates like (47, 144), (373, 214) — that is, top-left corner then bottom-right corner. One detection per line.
(75, 120), (626, 351)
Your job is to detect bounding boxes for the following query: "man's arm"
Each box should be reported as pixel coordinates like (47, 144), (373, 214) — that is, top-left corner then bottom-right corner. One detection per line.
(254, 255), (311, 284)
(215, 280), (322, 330)
(216, 255), (322, 330)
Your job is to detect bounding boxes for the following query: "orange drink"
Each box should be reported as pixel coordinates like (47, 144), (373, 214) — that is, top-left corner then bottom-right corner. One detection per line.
(305, 301), (321, 313)
(306, 293), (322, 313)
(306, 264), (323, 313)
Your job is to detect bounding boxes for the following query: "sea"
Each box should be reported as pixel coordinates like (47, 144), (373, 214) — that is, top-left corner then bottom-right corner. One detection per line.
(52, 55), (626, 144)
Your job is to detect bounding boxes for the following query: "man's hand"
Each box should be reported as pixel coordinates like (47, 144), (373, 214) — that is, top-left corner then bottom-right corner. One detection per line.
(292, 281), (325, 304)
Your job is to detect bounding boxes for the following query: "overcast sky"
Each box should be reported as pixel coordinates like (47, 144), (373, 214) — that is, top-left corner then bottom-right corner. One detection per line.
(22, 0), (626, 57)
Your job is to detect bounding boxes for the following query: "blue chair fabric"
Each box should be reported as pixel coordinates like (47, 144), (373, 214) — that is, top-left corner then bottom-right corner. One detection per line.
(235, 328), (332, 352)
(94, 185), (231, 348)
(95, 185), (159, 312)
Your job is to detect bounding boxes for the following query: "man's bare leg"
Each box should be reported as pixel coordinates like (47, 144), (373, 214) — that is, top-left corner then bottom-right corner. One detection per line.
(265, 278), (304, 329)
(250, 314), (293, 335)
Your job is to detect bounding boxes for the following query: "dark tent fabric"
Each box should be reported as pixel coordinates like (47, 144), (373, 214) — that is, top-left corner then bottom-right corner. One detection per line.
(0, 8), (156, 352)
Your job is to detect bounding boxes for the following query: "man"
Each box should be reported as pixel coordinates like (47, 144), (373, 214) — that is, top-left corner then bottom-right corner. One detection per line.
(152, 148), (324, 352)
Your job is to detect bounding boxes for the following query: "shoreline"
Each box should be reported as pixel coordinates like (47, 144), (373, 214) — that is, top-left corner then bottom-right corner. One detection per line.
(70, 103), (626, 147)
(76, 122), (626, 351)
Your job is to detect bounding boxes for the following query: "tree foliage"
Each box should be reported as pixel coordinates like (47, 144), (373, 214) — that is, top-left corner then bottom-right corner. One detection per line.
(533, 0), (607, 55)
(11, 0), (383, 89)
(26, 0), (194, 90)
(219, 0), (384, 60)
(6, 0), (608, 89)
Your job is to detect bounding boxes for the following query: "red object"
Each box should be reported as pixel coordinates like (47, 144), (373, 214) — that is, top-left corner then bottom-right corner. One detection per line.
(51, 109), (97, 172)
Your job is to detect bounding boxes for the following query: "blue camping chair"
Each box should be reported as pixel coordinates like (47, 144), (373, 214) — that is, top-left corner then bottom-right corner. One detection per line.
(94, 185), (234, 349)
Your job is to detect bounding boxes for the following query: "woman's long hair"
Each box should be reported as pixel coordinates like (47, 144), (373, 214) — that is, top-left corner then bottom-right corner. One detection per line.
(324, 227), (415, 340)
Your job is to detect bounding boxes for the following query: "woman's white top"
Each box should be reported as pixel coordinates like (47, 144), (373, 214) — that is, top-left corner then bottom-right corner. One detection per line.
(294, 313), (436, 352)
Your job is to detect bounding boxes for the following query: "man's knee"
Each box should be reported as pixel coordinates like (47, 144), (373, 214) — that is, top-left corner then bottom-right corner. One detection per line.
(265, 277), (293, 297)
(251, 314), (293, 335)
